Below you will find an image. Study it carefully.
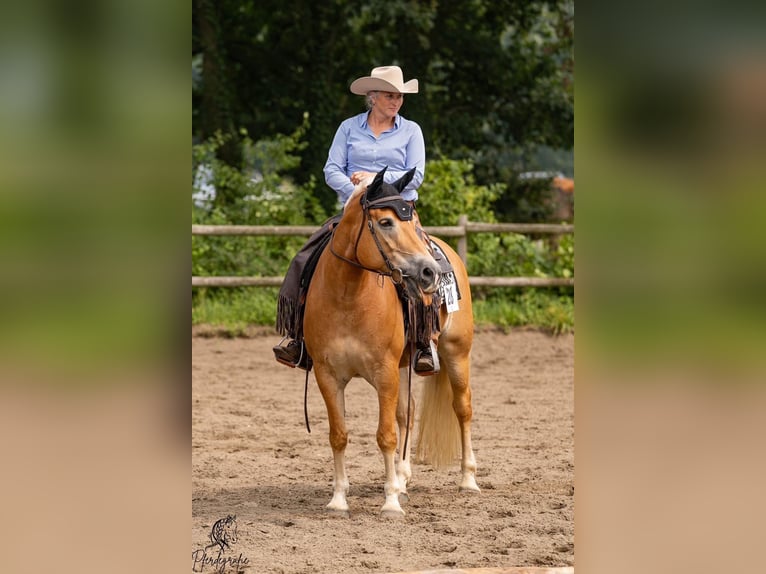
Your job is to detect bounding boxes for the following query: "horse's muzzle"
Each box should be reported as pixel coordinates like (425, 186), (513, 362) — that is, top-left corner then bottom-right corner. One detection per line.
(417, 261), (441, 294)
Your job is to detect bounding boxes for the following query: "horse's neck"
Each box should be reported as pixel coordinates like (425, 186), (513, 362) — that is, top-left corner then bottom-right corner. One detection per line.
(318, 213), (392, 297)
(316, 251), (379, 301)
(316, 235), (387, 308)
(330, 215), (365, 263)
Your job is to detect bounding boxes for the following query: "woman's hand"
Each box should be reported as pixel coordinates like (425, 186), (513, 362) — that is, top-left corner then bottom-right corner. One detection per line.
(350, 171), (376, 185)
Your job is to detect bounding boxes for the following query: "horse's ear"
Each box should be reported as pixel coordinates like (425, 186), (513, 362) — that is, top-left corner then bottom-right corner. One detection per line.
(393, 168), (417, 194)
(365, 167), (388, 201)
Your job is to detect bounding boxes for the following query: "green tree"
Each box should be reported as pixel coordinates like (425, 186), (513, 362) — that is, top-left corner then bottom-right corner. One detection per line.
(192, 0), (574, 211)
(194, 0), (241, 178)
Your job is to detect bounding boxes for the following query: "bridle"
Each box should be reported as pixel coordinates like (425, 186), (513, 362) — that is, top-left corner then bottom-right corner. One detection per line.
(329, 192), (415, 285)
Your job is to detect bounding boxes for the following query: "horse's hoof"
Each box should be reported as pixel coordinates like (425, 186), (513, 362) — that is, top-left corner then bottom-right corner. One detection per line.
(459, 486), (481, 494)
(325, 507), (350, 518)
(380, 506), (405, 519)
(398, 491), (410, 504)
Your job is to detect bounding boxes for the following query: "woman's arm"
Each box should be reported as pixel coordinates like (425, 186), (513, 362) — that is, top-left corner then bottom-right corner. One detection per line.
(384, 122), (425, 200)
(323, 124), (356, 205)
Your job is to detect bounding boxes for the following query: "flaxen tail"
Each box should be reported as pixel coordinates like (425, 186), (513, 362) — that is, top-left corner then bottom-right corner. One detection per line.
(416, 368), (461, 468)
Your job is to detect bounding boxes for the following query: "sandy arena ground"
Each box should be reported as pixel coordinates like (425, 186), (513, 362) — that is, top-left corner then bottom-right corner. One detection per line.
(192, 327), (574, 573)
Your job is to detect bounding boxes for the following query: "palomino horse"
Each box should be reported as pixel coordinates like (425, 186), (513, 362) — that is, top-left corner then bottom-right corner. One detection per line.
(303, 167), (479, 518)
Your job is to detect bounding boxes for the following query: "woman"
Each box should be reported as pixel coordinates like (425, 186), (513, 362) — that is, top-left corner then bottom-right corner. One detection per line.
(325, 65), (425, 205)
(273, 65), (435, 373)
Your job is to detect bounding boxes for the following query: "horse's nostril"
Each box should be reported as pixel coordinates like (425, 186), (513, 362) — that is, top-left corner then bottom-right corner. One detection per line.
(419, 265), (439, 291)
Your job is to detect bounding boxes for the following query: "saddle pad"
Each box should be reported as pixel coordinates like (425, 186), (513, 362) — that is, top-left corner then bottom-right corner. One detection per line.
(299, 229), (333, 292)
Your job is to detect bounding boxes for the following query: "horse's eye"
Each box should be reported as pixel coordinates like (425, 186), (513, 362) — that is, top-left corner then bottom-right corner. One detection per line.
(378, 218), (394, 229)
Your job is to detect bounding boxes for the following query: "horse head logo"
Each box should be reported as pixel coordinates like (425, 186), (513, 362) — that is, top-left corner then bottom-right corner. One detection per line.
(205, 514), (238, 553)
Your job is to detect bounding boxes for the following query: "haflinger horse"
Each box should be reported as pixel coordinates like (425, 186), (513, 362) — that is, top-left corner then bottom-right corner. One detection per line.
(303, 167), (479, 518)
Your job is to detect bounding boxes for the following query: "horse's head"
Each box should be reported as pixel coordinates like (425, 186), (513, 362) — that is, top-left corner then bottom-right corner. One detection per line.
(341, 167), (440, 298)
(206, 514), (238, 553)
(221, 514), (237, 546)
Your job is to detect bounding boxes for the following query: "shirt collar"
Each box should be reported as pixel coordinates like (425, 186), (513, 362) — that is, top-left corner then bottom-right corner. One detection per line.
(360, 113), (401, 131)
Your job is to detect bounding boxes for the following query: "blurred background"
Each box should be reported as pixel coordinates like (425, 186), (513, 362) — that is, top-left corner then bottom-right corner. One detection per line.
(577, 3), (766, 574)
(0, 0), (189, 572)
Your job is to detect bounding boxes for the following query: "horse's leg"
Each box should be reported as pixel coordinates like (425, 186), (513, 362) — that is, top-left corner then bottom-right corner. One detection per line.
(376, 369), (405, 518)
(446, 353), (480, 493)
(395, 368), (414, 501)
(314, 367), (351, 515)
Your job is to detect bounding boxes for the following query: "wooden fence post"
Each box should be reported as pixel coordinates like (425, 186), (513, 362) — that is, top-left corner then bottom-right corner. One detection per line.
(457, 214), (468, 265)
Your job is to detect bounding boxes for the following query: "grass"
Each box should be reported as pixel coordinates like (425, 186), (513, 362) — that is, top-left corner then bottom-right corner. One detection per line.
(192, 287), (280, 335)
(473, 289), (574, 335)
(192, 287), (574, 336)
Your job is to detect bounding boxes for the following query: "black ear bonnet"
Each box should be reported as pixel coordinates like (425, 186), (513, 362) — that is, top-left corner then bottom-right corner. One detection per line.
(361, 167), (416, 221)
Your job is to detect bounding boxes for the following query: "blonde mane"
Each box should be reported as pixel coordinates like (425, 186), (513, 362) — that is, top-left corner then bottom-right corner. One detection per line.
(343, 175), (377, 210)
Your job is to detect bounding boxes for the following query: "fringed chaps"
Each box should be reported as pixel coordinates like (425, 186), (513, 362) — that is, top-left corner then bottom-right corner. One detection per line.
(275, 215), (340, 340)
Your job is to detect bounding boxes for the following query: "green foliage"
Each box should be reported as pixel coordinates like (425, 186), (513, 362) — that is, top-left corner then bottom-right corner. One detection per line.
(417, 158), (573, 283)
(494, 176), (560, 222)
(418, 158), (503, 278)
(193, 114), (324, 221)
(192, 122), (330, 316)
(192, 0), (574, 194)
(554, 233), (575, 279)
(417, 159), (501, 226)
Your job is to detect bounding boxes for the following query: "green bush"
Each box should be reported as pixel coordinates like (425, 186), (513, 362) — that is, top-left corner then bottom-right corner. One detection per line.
(417, 158), (573, 282)
(192, 116), (329, 274)
(494, 175), (561, 223)
(192, 119), (329, 324)
(416, 159), (502, 227)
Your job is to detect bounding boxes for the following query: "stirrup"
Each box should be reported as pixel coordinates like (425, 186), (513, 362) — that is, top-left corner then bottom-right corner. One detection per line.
(273, 337), (300, 366)
(273, 338), (311, 371)
(414, 340), (440, 376)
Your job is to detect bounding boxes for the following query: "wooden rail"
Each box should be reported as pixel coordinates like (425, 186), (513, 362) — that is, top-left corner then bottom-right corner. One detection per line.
(192, 216), (574, 288)
(191, 275), (574, 288)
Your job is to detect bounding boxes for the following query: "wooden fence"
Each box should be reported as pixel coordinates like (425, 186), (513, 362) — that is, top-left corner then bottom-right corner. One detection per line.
(192, 215), (574, 288)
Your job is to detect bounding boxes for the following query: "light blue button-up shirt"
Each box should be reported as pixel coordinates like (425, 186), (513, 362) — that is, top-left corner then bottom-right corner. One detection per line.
(323, 112), (426, 205)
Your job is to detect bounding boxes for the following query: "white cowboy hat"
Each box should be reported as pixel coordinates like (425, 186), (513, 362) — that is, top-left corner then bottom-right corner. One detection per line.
(349, 66), (419, 95)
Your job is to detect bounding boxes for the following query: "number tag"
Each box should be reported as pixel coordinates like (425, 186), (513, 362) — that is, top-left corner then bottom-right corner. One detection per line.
(440, 272), (460, 313)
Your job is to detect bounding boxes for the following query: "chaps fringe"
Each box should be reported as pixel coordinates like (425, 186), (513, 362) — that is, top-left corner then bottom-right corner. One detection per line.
(416, 295), (442, 347)
(275, 294), (298, 339)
